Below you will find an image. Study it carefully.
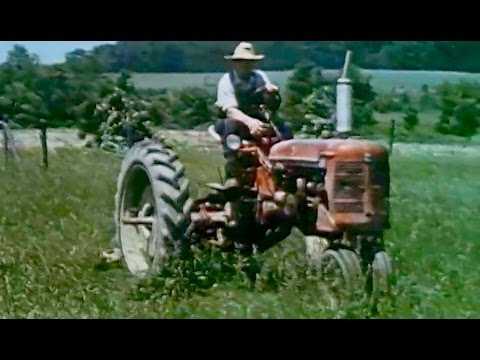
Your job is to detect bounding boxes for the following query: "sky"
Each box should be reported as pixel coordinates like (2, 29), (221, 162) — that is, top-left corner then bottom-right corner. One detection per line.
(0, 41), (117, 64)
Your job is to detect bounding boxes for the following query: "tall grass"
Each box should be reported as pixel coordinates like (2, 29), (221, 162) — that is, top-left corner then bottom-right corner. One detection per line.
(0, 144), (478, 318)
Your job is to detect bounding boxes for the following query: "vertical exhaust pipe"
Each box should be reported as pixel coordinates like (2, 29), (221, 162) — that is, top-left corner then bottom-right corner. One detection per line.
(336, 50), (353, 136)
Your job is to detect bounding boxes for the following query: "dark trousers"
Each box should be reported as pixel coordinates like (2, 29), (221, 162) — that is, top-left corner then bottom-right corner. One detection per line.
(214, 118), (293, 178)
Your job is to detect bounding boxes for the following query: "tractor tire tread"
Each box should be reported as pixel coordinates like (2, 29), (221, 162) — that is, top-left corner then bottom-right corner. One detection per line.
(113, 139), (192, 264)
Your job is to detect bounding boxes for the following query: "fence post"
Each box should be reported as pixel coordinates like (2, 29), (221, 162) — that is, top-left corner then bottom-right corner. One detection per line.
(389, 118), (395, 154)
(2, 123), (8, 167)
(39, 123), (48, 169)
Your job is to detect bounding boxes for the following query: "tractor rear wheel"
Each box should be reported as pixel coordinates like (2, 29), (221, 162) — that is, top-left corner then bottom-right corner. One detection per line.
(114, 139), (192, 277)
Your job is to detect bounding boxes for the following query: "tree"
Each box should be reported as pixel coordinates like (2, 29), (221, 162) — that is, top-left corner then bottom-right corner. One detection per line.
(65, 49), (87, 66)
(6, 45), (40, 69)
(281, 61), (320, 130)
(4, 45), (41, 89)
(116, 71), (136, 94)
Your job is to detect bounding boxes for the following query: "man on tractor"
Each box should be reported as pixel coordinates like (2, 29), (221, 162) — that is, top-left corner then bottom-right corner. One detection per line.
(213, 42), (293, 183)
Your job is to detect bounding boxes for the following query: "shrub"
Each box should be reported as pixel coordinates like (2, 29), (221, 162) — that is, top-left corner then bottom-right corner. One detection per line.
(434, 81), (480, 137)
(403, 106), (419, 131)
(281, 60), (377, 136)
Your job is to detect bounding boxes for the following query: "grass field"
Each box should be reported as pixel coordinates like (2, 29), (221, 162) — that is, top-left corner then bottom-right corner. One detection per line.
(115, 69), (480, 94)
(0, 143), (479, 318)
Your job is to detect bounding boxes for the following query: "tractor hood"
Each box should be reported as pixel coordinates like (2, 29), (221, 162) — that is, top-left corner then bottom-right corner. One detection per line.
(269, 138), (388, 163)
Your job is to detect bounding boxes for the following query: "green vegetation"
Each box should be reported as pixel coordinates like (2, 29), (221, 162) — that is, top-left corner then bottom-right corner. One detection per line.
(1, 146), (478, 318)
(2, 44), (480, 145)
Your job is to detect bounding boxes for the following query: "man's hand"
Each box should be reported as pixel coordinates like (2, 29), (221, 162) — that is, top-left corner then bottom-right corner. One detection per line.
(246, 118), (267, 136)
(265, 84), (279, 93)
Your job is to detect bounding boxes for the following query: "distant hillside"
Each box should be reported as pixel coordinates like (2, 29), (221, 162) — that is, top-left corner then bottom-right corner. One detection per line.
(109, 69), (480, 94)
(86, 41), (480, 73)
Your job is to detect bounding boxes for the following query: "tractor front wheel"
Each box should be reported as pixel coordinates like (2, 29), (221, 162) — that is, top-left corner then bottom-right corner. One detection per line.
(366, 251), (394, 306)
(305, 236), (363, 294)
(318, 249), (364, 296)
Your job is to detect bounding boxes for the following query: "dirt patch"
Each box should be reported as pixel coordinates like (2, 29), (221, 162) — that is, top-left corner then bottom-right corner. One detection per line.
(7, 129), (90, 150)
(160, 129), (219, 148)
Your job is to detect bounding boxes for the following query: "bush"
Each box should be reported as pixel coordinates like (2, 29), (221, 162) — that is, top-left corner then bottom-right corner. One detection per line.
(281, 61), (378, 136)
(435, 112), (451, 135)
(89, 86), (157, 148)
(169, 87), (217, 129)
(452, 101), (480, 137)
(418, 84), (439, 111)
(353, 102), (377, 130)
(434, 81), (480, 138)
(403, 106), (419, 131)
(372, 94), (404, 113)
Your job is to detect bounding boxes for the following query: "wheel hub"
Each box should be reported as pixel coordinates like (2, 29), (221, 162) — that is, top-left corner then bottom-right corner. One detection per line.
(119, 173), (158, 277)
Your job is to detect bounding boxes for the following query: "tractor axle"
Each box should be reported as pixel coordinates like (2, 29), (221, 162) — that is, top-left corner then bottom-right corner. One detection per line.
(121, 216), (155, 225)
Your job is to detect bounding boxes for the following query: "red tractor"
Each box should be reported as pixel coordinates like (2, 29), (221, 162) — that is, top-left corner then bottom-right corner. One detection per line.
(108, 53), (394, 301)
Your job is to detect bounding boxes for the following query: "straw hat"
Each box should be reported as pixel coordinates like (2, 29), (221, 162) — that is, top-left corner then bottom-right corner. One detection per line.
(224, 42), (264, 61)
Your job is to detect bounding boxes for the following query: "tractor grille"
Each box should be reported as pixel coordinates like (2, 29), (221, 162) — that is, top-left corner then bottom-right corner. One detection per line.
(370, 158), (390, 213)
(333, 161), (364, 213)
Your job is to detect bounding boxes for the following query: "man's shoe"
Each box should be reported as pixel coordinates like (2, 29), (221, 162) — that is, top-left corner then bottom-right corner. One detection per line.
(224, 178), (239, 189)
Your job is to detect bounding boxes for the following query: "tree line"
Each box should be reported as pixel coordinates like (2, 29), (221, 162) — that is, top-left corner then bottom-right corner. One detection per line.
(83, 41), (480, 73)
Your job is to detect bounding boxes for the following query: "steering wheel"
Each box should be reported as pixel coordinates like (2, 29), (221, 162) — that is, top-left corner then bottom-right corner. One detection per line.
(254, 86), (281, 112)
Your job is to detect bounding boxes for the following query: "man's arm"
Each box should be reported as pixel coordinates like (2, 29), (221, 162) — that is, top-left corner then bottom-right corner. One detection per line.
(226, 108), (266, 136)
(226, 107), (255, 124)
(216, 75), (265, 135)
